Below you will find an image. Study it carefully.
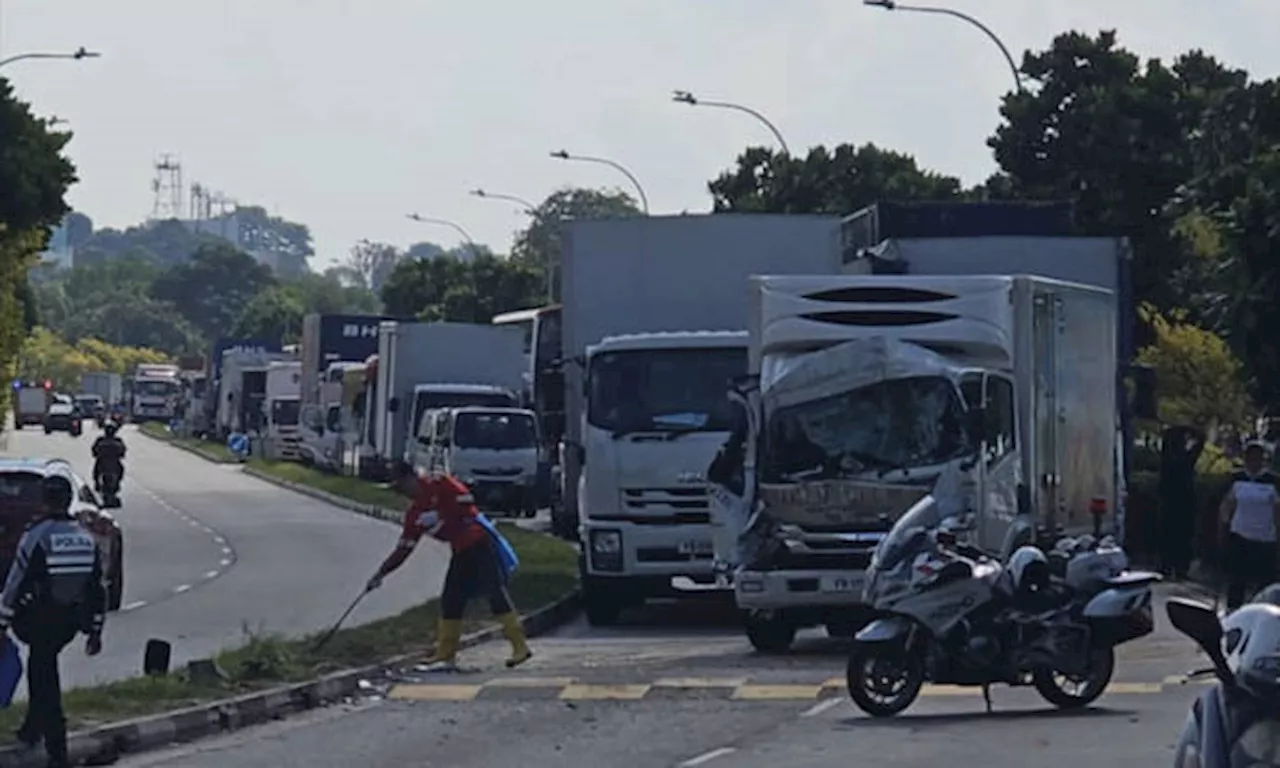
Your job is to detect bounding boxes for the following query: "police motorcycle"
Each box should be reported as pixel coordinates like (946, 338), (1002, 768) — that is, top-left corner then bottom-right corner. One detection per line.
(1167, 587), (1280, 767)
(846, 493), (1161, 717)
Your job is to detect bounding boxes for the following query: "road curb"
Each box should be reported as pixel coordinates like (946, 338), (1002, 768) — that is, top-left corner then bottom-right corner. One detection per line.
(240, 465), (404, 524)
(0, 588), (582, 767)
(134, 425), (236, 465)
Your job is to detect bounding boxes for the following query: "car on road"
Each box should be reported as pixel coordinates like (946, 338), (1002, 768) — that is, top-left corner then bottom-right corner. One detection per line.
(44, 395), (83, 437)
(0, 458), (124, 611)
(74, 394), (106, 425)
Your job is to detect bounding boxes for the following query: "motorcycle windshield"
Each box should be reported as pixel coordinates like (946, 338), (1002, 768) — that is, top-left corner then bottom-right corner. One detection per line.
(1233, 719), (1280, 766)
(869, 496), (941, 574)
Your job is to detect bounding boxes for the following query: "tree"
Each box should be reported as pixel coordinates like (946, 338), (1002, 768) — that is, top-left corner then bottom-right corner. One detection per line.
(150, 242), (276, 341)
(228, 205), (314, 277)
(74, 219), (223, 268)
(18, 327), (169, 390)
(283, 271), (379, 315)
(342, 240), (403, 293)
(380, 252), (540, 323)
(233, 286), (305, 343)
(510, 187), (641, 303)
(707, 144), (964, 215)
(1134, 303), (1252, 432)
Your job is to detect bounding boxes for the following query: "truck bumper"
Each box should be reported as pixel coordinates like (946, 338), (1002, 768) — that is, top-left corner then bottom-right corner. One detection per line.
(734, 568), (869, 611)
(581, 521), (718, 592)
(470, 479), (537, 512)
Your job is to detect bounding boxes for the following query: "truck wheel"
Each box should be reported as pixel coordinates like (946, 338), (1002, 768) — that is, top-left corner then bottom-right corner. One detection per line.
(744, 610), (796, 654)
(583, 581), (622, 626)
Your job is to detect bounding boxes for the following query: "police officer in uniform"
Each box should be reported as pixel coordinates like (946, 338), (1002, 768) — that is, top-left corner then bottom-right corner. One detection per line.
(0, 474), (106, 768)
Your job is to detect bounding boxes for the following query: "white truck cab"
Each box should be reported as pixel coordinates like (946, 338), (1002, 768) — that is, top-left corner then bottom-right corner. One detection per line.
(577, 330), (749, 626)
(414, 406), (540, 517)
(265, 361), (302, 460)
(399, 383), (521, 470)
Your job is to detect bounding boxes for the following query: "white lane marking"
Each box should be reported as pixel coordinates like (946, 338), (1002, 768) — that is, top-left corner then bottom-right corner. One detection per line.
(219, 558), (231, 567)
(801, 697), (843, 718)
(220, 547), (232, 556)
(680, 747), (736, 767)
(203, 570), (219, 579)
(173, 584), (191, 594)
(213, 537), (226, 545)
(121, 601), (147, 612)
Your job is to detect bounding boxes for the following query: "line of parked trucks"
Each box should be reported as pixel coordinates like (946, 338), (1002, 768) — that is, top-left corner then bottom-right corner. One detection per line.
(51, 200), (1156, 656)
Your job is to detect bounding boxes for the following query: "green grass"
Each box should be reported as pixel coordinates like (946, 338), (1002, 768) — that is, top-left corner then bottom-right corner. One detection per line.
(0, 524), (577, 742)
(247, 459), (406, 510)
(137, 422), (237, 463)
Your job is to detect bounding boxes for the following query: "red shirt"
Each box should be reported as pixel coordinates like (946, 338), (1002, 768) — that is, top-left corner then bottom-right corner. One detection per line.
(400, 474), (487, 552)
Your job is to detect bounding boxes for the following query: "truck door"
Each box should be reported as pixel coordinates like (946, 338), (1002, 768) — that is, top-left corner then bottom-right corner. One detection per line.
(1032, 291), (1064, 532)
(435, 411), (453, 475)
(980, 373), (1020, 553)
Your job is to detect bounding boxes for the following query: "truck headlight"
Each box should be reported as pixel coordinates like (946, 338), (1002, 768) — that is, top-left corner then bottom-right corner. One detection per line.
(589, 529), (623, 572)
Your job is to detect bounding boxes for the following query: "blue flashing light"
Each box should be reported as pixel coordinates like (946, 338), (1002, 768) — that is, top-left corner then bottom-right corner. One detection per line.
(10, 380), (19, 391)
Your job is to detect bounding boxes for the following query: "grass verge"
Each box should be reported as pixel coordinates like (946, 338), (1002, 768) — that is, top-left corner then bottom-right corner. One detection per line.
(137, 422), (237, 463)
(246, 458), (405, 510)
(0, 524), (577, 742)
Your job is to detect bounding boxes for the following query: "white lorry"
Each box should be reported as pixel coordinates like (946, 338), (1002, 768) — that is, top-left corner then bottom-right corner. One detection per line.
(557, 213), (844, 626)
(12, 384), (50, 428)
(298, 361), (365, 472)
(264, 361), (302, 460)
(130, 364), (181, 422)
(217, 349), (295, 437)
(720, 273), (1124, 652)
(414, 406), (541, 516)
(358, 321), (524, 479)
(79, 372), (122, 407)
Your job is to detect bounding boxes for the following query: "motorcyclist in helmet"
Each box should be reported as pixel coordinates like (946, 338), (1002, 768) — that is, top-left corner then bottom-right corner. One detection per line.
(91, 421), (127, 491)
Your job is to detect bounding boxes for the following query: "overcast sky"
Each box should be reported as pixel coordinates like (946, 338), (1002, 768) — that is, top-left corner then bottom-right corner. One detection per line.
(3, 1), (1278, 269)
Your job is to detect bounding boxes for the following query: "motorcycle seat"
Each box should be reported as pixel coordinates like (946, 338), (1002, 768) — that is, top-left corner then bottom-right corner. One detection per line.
(1104, 571), (1163, 588)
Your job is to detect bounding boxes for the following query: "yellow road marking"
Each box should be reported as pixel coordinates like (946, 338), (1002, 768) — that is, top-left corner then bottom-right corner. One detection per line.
(559, 684), (652, 700)
(389, 684), (482, 701)
(485, 676), (577, 688)
(732, 685), (823, 700)
(653, 677), (748, 688)
(821, 678), (845, 689)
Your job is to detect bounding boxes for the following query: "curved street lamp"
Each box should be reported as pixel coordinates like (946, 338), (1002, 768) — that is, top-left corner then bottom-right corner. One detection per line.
(406, 213), (480, 256)
(549, 150), (649, 214)
(470, 188), (537, 216)
(862, 1), (1022, 92)
(671, 90), (791, 155)
(0, 46), (102, 70)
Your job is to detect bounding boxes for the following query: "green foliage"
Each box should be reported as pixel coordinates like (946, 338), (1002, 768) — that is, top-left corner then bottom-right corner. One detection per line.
(232, 285), (305, 343)
(707, 144), (965, 214)
(381, 252), (541, 324)
(18, 326), (169, 390)
(1134, 303), (1252, 429)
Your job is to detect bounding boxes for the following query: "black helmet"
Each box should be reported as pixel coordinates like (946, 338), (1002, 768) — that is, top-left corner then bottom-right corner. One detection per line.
(103, 421), (119, 437)
(41, 474), (74, 512)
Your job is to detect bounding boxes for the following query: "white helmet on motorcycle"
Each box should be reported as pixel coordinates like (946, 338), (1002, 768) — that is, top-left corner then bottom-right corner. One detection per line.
(1221, 602), (1280, 699)
(1008, 545), (1051, 595)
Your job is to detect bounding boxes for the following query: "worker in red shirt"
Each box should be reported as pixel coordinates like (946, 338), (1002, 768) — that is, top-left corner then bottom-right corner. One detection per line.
(366, 464), (532, 669)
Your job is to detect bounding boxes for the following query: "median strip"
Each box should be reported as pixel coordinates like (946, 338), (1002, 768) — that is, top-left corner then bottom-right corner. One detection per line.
(0, 523), (580, 765)
(135, 422), (238, 463)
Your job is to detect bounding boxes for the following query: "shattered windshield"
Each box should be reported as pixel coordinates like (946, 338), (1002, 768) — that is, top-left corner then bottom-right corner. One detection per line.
(762, 375), (972, 482)
(587, 347), (745, 435)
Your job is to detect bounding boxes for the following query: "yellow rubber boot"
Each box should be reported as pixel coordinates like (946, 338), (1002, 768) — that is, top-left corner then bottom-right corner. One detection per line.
(425, 618), (462, 667)
(495, 612), (532, 668)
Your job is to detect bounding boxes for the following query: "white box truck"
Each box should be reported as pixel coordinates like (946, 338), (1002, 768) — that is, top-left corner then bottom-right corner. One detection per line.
(265, 361), (302, 460)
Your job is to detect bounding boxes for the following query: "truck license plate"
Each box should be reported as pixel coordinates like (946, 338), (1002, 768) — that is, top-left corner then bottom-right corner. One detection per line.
(678, 540), (714, 556)
(821, 576), (859, 593)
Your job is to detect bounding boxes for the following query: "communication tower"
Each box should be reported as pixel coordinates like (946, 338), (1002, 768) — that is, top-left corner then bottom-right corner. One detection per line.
(149, 154), (184, 221)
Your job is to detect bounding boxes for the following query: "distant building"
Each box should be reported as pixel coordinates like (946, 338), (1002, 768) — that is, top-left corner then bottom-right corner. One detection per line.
(39, 218), (75, 268)
(177, 210), (281, 270)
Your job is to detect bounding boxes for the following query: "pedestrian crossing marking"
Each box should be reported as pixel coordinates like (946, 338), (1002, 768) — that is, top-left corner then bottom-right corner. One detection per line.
(732, 685), (825, 700)
(559, 684), (651, 700)
(653, 677), (747, 688)
(389, 684), (482, 701)
(386, 678), (1206, 703)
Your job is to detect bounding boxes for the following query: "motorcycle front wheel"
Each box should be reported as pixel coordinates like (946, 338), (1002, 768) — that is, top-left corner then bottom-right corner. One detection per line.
(1031, 645), (1115, 708)
(846, 643), (925, 718)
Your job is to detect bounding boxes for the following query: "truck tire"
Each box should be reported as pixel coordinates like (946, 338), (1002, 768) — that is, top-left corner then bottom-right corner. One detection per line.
(579, 556), (623, 627)
(744, 610), (796, 654)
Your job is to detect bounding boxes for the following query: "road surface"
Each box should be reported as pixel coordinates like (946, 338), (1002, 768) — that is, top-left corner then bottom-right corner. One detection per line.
(113, 584), (1209, 767)
(3, 424), (448, 688)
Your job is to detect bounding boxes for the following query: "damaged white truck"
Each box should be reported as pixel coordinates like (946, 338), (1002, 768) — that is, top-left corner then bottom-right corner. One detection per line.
(713, 273), (1125, 652)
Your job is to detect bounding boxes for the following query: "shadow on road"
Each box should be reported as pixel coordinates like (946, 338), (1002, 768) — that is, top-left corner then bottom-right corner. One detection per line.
(836, 704), (1135, 729)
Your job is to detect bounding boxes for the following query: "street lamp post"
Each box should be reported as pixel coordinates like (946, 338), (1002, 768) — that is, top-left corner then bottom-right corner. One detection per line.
(671, 90), (791, 155)
(470, 188), (537, 216)
(0, 46), (101, 70)
(862, 0), (1022, 92)
(548, 150), (649, 214)
(406, 213), (484, 319)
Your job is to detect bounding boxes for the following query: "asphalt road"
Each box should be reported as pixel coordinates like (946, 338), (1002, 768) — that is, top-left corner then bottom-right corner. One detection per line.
(2, 424), (448, 688)
(113, 584), (1211, 767)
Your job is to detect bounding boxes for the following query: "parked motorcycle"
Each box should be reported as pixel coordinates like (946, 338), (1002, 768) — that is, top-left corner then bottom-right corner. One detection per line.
(845, 495), (1161, 717)
(1168, 596), (1280, 767)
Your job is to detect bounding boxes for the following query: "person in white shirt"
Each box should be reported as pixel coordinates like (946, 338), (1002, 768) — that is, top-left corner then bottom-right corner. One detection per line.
(1219, 441), (1280, 609)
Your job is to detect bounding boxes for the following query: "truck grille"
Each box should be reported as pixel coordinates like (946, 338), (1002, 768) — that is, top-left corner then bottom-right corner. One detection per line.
(622, 487), (708, 512)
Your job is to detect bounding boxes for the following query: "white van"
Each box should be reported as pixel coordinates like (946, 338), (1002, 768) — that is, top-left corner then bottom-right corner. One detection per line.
(414, 406), (540, 517)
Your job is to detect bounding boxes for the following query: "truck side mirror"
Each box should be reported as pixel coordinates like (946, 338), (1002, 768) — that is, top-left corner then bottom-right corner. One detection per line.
(1129, 364), (1157, 421)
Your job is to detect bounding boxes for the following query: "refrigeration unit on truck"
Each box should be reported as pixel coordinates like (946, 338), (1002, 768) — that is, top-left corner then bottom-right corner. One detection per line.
(720, 273), (1121, 652)
(557, 213), (844, 625)
(265, 361), (303, 460)
(130, 364), (181, 422)
(358, 321), (524, 479)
